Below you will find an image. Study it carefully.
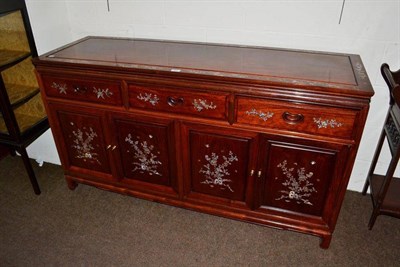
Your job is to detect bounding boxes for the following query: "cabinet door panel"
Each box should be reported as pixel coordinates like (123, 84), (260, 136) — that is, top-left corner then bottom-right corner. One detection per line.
(56, 109), (111, 174)
(260, 139), (344, 216)
(113, 117), (174, 187)
(186, 127), (256, 203)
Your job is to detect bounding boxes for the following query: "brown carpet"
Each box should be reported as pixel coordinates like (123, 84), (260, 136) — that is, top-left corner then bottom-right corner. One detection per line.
(0, 155), (399, 266)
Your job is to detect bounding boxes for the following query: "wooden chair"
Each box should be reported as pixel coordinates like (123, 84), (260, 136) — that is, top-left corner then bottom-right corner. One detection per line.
(362, 63), (400, 229)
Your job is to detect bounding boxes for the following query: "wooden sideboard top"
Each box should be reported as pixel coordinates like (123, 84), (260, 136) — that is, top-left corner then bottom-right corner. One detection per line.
(34, 36), (374, 97)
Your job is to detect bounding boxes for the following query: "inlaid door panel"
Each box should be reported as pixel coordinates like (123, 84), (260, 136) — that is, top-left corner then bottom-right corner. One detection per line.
(258, 137), (347, 217)
(183, 124), (258, 204)
(112, 115), (174, 188)
(55, 108), (111, 174)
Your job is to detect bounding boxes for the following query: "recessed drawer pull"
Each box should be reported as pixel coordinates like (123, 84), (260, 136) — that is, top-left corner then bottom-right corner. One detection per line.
(282, 111), (304, 124)
(167, 96), (184, 107)
(73, 85), (88, 94)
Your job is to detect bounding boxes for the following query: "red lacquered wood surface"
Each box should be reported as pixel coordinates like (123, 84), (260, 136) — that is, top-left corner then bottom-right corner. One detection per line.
(33, 36), (374, 249)
(37, 37), (373, 98)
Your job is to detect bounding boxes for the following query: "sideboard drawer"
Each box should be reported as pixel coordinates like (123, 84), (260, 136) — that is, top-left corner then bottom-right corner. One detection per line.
(129, 84), (228, 120)
(236, 96), (357, 139)
(41, 75), (122, 106)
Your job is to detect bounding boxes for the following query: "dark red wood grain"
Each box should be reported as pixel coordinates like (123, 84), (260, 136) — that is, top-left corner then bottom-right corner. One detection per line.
(33, 36), (374, 249)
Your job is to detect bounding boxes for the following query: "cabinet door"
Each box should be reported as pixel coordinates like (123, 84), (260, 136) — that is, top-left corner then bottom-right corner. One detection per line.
(182, 123), (258, 207)
(111, 113), (177, 192)
(257, 136), (348, 217)
(49, 104), (111, 175)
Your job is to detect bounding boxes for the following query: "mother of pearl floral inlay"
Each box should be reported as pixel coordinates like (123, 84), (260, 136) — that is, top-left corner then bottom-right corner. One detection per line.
(199, 144), (238, 192)
(137, 93), (159, 106)
(70, 122), (100, 164)
(93, 87), (113, 99)
(125, 133), (162, 176)
(192, 99), (217, 112)
(246, 108), (274, 121)
(313, 117), (343, 129)
(275, 160), (317, 205)
(51, 82), (67, 94)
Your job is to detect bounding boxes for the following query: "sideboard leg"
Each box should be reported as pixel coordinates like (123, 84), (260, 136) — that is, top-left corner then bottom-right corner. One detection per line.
(66, 178), (78, 190)
(319, 234), (332, 249)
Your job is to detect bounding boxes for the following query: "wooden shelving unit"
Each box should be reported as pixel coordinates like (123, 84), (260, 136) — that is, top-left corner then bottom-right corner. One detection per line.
(0, 0), (49, 194)
(369, 174), (400, 216)
(362, 63), (400, 229)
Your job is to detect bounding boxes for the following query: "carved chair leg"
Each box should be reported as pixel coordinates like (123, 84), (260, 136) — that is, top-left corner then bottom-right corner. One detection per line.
(18, 147), (41, 195)
(361, 178), (370, 195)
(368, 209), (380, 230)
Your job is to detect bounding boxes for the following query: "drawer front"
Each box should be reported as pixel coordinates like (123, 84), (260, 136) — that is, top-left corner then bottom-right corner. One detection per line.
(236, 96), (357, 138)
(41, 75), (122, 106)
(129, 85), (228, 120)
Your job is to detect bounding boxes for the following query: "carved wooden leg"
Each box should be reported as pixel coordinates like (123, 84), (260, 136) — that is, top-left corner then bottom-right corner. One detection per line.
(319, 234), (332, 249)
(66, 178), (78, 190)
(18, 147), (41, 195)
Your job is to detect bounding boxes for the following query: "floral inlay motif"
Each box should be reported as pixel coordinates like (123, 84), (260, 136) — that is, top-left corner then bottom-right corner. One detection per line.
(71, 124), (100, 164)
(137, 93), (159, 106)
(199, 148), (238, 192)
(51, 82), (68, 94)
(246, 108), (274, 121)
(93, 87), (113, 99)
(275, 160), (317, 205)
(125, 133), (162, 176)
(313, 118), (343, 129)
(192, 99), (217, 112)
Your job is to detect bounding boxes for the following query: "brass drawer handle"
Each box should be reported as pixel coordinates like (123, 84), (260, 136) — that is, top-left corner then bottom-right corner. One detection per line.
(167, 96), (184, 107)
(282, 111), (304, 124)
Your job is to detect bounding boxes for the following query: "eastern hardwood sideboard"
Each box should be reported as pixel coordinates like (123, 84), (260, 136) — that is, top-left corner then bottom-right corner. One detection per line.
(33, 37), (374, 248)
